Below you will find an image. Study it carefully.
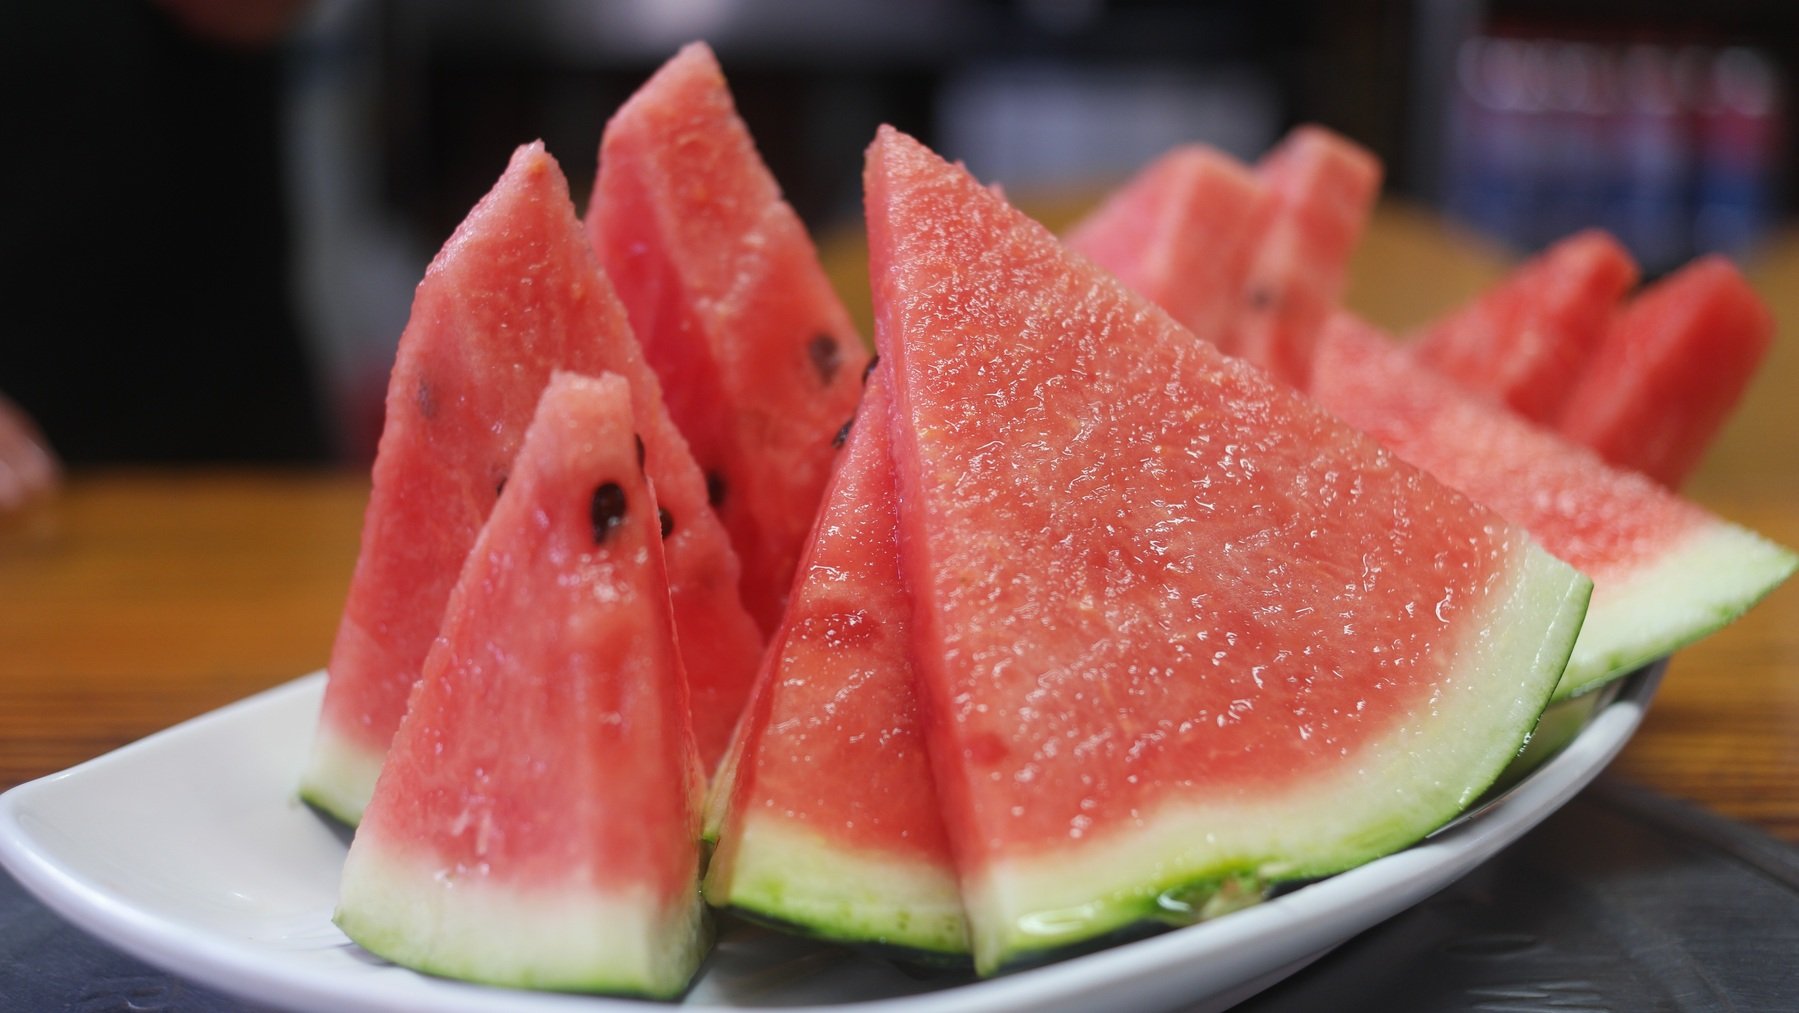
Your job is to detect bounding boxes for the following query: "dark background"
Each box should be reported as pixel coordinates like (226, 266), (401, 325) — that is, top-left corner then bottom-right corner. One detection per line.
(4, 0), (1793, 463)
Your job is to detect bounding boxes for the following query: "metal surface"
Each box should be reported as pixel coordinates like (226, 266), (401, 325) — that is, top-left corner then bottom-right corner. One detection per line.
(2, 779), (1795, 1010)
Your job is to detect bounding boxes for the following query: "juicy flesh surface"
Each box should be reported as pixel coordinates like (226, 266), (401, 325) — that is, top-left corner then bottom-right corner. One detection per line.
(351, 372), (701, 905)
(865, 128), (1528, 868)
(1223, 126), (1381, 388)
(590, 42), (869, 632)
(1314, 316), (1708, 584)
(1064, 146), (1268, 345)
(1412, 230), (1638, 424)
(316, 143), (758, 777)
(716, 371), (955, 865)
(1557, 256), (1775, 489)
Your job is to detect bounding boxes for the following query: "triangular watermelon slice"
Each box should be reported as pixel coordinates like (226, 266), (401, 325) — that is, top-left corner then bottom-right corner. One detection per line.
(335, 371), (708, 997)
(1410, 230), (1638, 423)
(1313, 314), (1796, 699)
(303, 143), (762, 825)
(1063, 145), (1267, 345)
(1556, 255), (1775, 488)
(704, 367), (967, 958)
(865, 126), (1589, 974)
(1223, 126), (1381, 386)
(588, 42), (871, 632)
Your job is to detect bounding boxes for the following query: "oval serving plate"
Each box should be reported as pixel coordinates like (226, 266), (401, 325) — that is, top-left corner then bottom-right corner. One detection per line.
(0, 664), (1662, 1013)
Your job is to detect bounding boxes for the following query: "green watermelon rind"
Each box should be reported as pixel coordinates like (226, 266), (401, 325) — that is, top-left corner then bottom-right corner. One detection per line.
(699, 681), (759, 846)
(1556, 518), (1797, 702)
(704, 810), (970, 958)
(961, 540), (1591, 975)
(1486, 681), (1615, 795)
(297, 725), (383, 827)
(334, 840), (712, 998)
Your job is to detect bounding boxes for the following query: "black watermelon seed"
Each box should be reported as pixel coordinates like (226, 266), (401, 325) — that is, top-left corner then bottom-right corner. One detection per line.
(1247, 286), (1275, 311)
(659, 507), (674, 539)
(832, 417), (853, 449)
(590, 482), (627, 544)
(861, 354), (879, 384)
(495, 476), (507, 497)
(808, 334), (842, 384)
(706, 470), (727, 507)
(635, 433), (646, 470)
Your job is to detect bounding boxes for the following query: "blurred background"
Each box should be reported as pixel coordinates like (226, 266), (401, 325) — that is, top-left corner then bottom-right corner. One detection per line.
(3, 0), (1793, 465)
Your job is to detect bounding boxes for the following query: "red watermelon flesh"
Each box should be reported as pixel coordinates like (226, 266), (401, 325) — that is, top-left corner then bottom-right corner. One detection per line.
(1556, 255), (1775, 488)
(1064, 145), (1268, 344)
(705, 368), (966, 956)
(865, 126), (1587, 973)
(1411, 230), (1639, 423)
(334, 371), (708, 997)
(302, 143), (761, 825)
(588, 41), (871, 633)
(1313, 314), (1795, 699)
(1223, 125), (1381, 387)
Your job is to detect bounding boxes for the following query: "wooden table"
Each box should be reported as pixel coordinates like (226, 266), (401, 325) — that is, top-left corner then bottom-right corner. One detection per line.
(2, 207), (1796, 846)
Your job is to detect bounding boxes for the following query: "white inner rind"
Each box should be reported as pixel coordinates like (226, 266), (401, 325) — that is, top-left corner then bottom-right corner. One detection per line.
(1560, 519), (1797, 700)
(708, 809), (969, 955)
(297, 724), (383, 827)
(961, 541), (1591, 974)
(334, 834), (708, 998)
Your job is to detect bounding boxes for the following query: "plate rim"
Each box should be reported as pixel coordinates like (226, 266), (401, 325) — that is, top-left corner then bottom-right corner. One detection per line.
(0, 664), (1664, 1012)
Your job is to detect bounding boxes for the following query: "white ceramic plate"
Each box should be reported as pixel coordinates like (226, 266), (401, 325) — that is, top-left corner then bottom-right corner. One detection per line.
(0, 666), (1660, 1013)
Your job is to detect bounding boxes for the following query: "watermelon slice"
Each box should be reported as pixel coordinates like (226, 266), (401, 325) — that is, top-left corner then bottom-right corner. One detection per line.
(1313, 314), (1796, 700)
(865, 126), (1590, 974)
(1223, 126), (1381, 387)
(335, 372), (709, 997)
(1556, 255), (1775, 488)
(303, 142), (761, 825)
(705, 368), (967, 958)
(588, 42), (871, 632)
(1411, 229), (1639, 424)
(1063, 145), (1268, 344)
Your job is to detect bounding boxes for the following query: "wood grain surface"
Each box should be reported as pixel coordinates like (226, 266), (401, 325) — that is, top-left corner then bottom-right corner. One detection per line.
(1, 206), (1794, 845)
